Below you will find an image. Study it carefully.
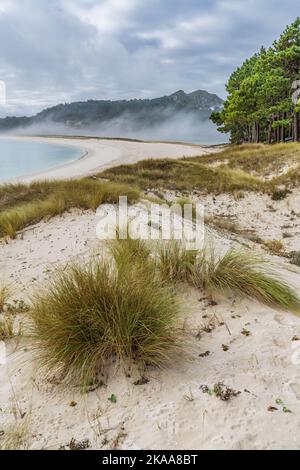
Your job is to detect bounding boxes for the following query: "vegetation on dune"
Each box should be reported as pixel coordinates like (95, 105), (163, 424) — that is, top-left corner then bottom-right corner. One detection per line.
(108, 233), (151, 270)
(155, 241), (197, 283)
(211, 19), (300, 144)
(100, 143), (300, 194)
(27, 235), (300, 384)
(100, 156), (264, 193)
(28, 250), (181, 385)
(0, 316), (15, 340)
(0, 284), (11, 312)
(192, 250), (300, 312)
(0, 179), (139, 238)
(2, 141), (300, 242)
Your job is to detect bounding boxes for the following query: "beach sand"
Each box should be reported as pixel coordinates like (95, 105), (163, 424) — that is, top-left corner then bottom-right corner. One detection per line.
(7, 136), (216, 183)
(1, 138), (300, 450)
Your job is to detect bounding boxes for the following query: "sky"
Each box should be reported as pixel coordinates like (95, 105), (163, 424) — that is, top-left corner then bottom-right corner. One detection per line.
(0, 0), (298, 117)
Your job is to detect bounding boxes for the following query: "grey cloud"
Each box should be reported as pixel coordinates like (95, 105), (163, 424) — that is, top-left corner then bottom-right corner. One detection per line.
(0, 0), (298, 116)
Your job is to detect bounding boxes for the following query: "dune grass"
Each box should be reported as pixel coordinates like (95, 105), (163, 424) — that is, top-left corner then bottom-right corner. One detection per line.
(28, 252), (181, 385)
(99, 143), (300, 194)
(0, 179), (140, 238)
(100, 158), (264, 194)
(0, 418), (31, 450)
(155, 241), (197, 283)
(192, 249), (300, 312)
(27, 235), (300, 385)
(0, 316), (15, 340)
(0, 284), (11, 312)
(289, 251), (300, 267)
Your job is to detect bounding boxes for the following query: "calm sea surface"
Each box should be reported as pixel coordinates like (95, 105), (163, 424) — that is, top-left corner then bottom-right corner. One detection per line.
(0, 139), (83, 182)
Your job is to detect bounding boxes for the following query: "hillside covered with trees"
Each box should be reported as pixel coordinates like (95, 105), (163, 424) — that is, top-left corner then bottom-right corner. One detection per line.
(0, 90), (223, 133)
(211, 19), (300, 144)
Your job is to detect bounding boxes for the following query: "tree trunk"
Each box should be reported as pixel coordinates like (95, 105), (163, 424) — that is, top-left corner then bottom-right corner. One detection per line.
(267, 123), (272, 144)
(294, 111), (299, 142)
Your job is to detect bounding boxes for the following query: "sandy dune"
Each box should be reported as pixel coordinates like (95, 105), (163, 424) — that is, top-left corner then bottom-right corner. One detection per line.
(1, 138), (300, 450)
(7, 136), (216, 183)
(1, 201), (300, 450)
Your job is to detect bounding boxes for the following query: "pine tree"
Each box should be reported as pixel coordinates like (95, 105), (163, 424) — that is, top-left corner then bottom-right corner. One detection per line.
(211, 19), (300, 143)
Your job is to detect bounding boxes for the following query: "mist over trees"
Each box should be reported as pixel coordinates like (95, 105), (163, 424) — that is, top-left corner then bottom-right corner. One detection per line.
(0, 90), (223, 134)
(211, 18), (300, 144)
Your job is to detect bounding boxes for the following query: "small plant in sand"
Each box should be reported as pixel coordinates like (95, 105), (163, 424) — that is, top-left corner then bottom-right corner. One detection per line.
(192, 249), (300, 313)
(28, 251), (181, 385)
(263, 239), (284, 255)
(0, 418), (31, 450)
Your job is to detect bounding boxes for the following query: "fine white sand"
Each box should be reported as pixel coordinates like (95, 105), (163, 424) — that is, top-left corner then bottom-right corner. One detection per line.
(1, 199), (300, 450)
(1, 138), (300, 450)
(5, 136), (216, 184)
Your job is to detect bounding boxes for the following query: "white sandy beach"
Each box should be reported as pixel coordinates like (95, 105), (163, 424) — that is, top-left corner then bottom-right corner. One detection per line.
(1, 197), (300, 450)
(5, 136), (215, 184)
(1, 137), (300, 450)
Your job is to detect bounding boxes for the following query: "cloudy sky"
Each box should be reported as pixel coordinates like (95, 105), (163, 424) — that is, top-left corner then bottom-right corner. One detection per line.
(0, 0), (298, 116)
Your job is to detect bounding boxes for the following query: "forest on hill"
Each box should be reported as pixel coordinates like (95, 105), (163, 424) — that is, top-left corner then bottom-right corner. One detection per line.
(0, 90), (223, 132)
(211, 19), (300, 144)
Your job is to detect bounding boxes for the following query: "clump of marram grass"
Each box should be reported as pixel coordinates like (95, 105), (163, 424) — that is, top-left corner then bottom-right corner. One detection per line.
(28, 256), (181, 385)
(155, 241), (197, 283)
(192, 249), (300, 313)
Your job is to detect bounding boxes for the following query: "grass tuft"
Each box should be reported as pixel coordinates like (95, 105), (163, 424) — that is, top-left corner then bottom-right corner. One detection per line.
(0, 284), (11, 312)
(0, 419), (31, 450)
(0, 316), (15, 340)
(28, 256), (181, 385)
(155, 241), (197, 283)
(192, 249), (300, 312)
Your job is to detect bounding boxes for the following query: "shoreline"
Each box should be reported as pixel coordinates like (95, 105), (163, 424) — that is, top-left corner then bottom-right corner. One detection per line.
(2, 135), (219, 184)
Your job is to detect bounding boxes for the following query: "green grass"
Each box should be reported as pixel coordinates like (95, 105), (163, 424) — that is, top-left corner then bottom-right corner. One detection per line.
(0, 179), (140, 238)
(192, 249), (300, 312)
(28, 253), (181, 385)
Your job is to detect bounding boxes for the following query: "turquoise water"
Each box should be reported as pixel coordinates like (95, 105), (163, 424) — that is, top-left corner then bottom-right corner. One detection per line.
(0, 138), (84, 182)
